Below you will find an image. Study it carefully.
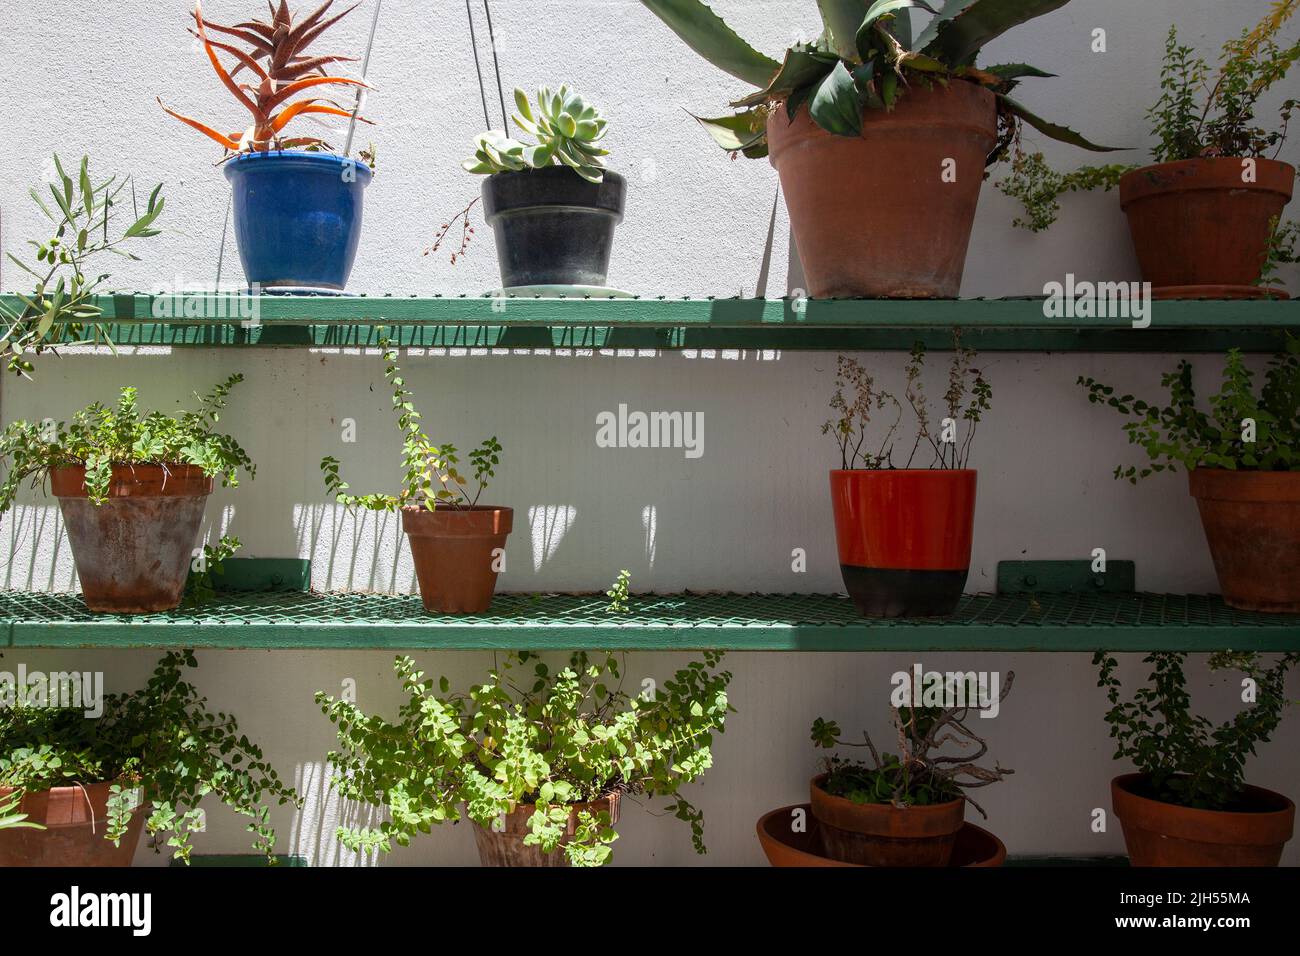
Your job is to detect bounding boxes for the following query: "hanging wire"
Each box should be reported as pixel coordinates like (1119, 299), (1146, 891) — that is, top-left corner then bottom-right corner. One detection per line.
(466, 0), (493, 131)
(466, 0), (509, 135)
(482, 1), (510, 135)
(344, 0), (385, 155)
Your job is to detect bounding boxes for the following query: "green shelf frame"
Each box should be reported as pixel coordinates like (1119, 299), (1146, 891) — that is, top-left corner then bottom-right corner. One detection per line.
(2, 590), (1297, 652)
(10, 293), (1298, 352)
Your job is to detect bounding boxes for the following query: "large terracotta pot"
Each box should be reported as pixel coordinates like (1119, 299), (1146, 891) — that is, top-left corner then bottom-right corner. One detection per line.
(1188, 469), (1300, 612)
(757, 803), (1004, 867)
(829, 469), (976, 617)
(0, 781), (146, 867)
(472, 794), (621, 867)
(767, 80), (997, 299)
(1112, 773), (1295, 867)
(401, 505), (513, 614)
(1119, 158), (1295, 299)
(808, 773), (965, 866)
(51, 464), (213, 614)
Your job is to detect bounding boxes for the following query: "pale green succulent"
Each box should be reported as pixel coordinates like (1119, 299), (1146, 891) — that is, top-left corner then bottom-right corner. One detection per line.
(463, 85), (610, 183)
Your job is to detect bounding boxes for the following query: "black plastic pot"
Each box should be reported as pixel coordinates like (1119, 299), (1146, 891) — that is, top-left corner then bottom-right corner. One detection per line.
(481, 166), (626, 288)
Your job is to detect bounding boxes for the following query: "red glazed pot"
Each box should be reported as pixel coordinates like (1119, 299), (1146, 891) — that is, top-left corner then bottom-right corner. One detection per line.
(1188, 469), (1300, 612)
(1112, 773), (1295, 867)
(51, 464), (213, 614)
(472, 794), (620, 867)
(767, 80), (997, 298)
(1119, 158), (1295, 299)
(401, 505), (512, 614)
(829, 469), (977, 617)
(0, 781), (146, 867)
(809, 773), (965, 866)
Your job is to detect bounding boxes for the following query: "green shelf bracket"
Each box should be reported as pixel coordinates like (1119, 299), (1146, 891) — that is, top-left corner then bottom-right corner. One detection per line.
(998, 560), (1137, 594)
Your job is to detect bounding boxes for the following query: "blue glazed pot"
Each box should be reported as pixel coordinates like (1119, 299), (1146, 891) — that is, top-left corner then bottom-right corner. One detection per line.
(223, 151), (371, 291)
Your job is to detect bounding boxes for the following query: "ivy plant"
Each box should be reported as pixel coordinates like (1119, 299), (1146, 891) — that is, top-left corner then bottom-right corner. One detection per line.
(317, 650), (733, 866)
(824, 339), (991, 470)
(1079, 336), (1300, 482)
(0, 650), (299, 862)
(0, 374), (254, 511)
(320, 342), (502, 512)
(1095, 650), (1298, 810)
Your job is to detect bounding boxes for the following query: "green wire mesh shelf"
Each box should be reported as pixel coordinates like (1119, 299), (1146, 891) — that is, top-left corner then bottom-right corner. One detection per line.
(2, 591), (1297, 651)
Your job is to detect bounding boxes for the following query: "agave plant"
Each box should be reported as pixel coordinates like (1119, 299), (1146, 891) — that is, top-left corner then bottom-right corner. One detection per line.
(159, 0), (372, 153)
(639, 0), (1117, 160)
(463, 86), (610, 183)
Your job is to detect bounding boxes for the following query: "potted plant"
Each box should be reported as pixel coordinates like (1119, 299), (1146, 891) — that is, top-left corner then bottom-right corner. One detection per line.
(637, 0), (1116, 298)
(160, 1), (375, 292)
(1000, 7), (1299, 297)
(0, 650), (299, 866)
(823, 343), (991, 617)
(785, 675), (1013, 867)
(0, 154), (163, 379)
(317, 650), (733, 866)
(1097, 650), (1297, 866)
(1080, 336), (1300, 611)
(463, 86), (625, 289)
(320, 343), (509, 613)
(0, 375), (254, 613)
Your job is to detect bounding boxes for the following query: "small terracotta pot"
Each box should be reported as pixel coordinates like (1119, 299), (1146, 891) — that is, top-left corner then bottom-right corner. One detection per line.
(0, 781), (146, 867)
(757, 803), (1004, 867)
(1188, 469), (1300, 612)
(472, 794), (621, 867)
(1119, 158), (1295, 299)
(768, 80), (997, 298)
(829, 469), (977, 617)
(51, 464), (213, 614)
(1111, 773), (1295, 867)
(808, 773), (965, 866)
(401, 505), (512, 614)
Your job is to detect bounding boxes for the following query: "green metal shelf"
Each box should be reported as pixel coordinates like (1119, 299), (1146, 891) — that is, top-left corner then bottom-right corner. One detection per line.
(2, 590), (1297, 651)
(9, 293), (1298, 352)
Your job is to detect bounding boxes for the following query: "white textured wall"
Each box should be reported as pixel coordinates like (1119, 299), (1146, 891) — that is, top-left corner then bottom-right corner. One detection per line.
(1, 0), (1298, 865)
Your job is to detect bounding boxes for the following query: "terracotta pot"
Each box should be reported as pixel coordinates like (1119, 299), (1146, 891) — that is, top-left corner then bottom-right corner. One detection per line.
(767, 80), (997, 298)
(0, 781), (146, 867)
(1119, 158), (1295, 299)
(51, 464), (213, 614)
(757, 803), (1004, 867)
(472, 794), (621, 867)
(401, 505), (513, 614)
(808, 772), (965, 866)
(1188, 469), (1300, 612)
(1111, 773), (1295, 867)
(829, 469), (976, 617)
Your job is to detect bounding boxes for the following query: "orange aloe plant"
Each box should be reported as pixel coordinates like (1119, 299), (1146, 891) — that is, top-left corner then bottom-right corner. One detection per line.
(160, 0), (373, 154)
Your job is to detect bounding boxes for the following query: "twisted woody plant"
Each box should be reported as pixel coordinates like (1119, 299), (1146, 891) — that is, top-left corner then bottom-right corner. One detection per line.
(160, 0), (371, 154)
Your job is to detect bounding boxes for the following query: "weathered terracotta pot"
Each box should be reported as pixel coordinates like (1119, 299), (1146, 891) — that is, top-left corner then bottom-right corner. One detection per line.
(757, 803), (1005, 867)
(1119, 158), (1295, 299)
(808, 773), (965, 866)
(51, 464), (213, 614)
(401, 505), (512, 614)
(1112, 773), (1295, 867)
(1188, 469), (1300, 612)
(0, 781), (146, 867)
(472, 794), (621, 867)
(767, 80), (997, 298)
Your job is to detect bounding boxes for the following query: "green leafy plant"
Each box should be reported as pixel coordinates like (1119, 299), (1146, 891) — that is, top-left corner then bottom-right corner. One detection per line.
(606, 569), (632, 613)
(824, 339), (991, 469)
(638, 0), (1115, 160)
(184, 534), (243, 606)
(0, 375), (255, 512)
(1095, 650), (1298, 810)
(317, 650), (733, 865)
(464, 86), (611, 183)
(811, 672), (1013, 817)
(0, 650), (299, 862)
(1, 154), (163, 378)
(999, 3), (1300, 230)
(1260, 215), (1300, 287)
(0, 792), (41, 831)
(1079, 336), (1300, 482)
(320, 342), (501, 512)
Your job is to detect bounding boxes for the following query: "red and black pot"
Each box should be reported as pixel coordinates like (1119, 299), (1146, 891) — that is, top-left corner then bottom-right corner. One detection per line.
(829, 469), (977, 618)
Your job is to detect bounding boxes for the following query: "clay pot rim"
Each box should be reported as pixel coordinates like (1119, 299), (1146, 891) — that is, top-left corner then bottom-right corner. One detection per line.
(1188, 467), (1300, 503)
(830, 468), (977, 476)
(399, 503), (514, 513)
(810, 772), (966, 822)
(1112, 773), (1296, 844)
(1119, 157), (1296, 206)
(48, 462), (214, 499)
